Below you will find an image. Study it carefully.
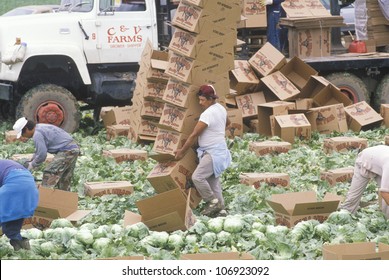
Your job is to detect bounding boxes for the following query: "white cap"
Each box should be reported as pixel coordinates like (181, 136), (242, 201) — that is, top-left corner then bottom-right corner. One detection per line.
(13, 117), (28, 139)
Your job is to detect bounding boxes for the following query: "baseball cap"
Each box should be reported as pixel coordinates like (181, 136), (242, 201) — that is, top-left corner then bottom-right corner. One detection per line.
(198, 85), (218, 99)
(13, 117), (28, 139)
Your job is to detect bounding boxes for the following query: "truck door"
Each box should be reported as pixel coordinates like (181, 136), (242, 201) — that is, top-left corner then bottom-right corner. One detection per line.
(82, 0), (158, 64)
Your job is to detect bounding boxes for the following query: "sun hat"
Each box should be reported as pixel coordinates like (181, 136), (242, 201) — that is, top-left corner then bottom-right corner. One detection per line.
(13, 117), (28, 139)
(198, 84), (218, 99)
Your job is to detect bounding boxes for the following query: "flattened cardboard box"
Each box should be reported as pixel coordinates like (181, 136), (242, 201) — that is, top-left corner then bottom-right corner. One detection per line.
(152, 128), (189, 160)
(322, 242), (389, 260)
(229, 60), (260, 94)
(23, 187), (91, 230)
(279, 56), (318, 90)
(102, 148), (148, 163)
(271, 113), (311, 144)
(162, 78), (200, 108)
(124, 188), (196, 232)
(305, 104), (348, 134)
(344, 101), (383, 132)
(84, 181), (134, 197)
(267, 191), (342, 228)
(236, 91), (266, 118)
(146, 149), (202, 209)
(380, 104), (389, 128)
(249, 140), (292, 156)
(226, 108), (243, 139)
(323, 136), (368, 154)
(239, 172), (290, 189)
(248, 42), (287, 77)
(320, 166), (354, 186)
(261, 71), (300, 101)
(180, 252), (255, 260)
(257, 101), (296, 136)
(106, 124), (131, 140)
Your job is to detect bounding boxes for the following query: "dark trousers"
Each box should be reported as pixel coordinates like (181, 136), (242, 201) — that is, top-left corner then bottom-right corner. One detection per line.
(1, 218), (24, 240)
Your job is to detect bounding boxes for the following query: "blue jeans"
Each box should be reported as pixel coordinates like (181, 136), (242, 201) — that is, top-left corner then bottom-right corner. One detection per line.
(267, 10), (281, 51)
(1, 218), (24, 240)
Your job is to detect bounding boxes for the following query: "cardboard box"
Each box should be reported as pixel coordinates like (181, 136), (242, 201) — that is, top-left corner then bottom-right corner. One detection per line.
(180, 252), (255, 260)
(323, 136), (368, 154)
(23, 187), (91, 230)
(140, 100), (164, 119)
(272, 113), (311, 144)
(257, 101), (296, 136)
(101, 106), (132, 128)
(306, 104), (348, 134)
(261, 71), (300, 101)
(238, 8), (267, 28)
(299, 75), (331, 99)
(248, 42), (287, 77)
(102, 148), (148, 163)
(84, 181), (134, 197)
(4, 130), (18, 143)
(106, 124), (131, 140)
(226, 108), (243, 138)
(240, 172), (290, 188)
(229, 60), (260, 94)
(295, 98), (313, 110)
(288, 27), (331, 58)
(313, 84), (353, 107)
(152, 128), (188, 160)
(137, 118), (159, 137)
(322, 242), (389, 260)
(320, 167), (354, 186)
(124, 188), (196, 232)
(380, 104), (389, 128)
(158, 102), (201, 134)
(267, 191), (342, 228)
(279, 56), (318, 90)
(143, 81), (167, 101)
(236, 91), (266, 118)
(345, 101), (383, 132)
(248, 140), (292, 156)
(11, 153), (54, 163)
(146, 149), (202, 209)
(163, 78), (200, 108)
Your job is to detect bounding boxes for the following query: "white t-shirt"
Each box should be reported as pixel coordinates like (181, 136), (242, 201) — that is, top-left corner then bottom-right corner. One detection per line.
(198, 103), (227, 148)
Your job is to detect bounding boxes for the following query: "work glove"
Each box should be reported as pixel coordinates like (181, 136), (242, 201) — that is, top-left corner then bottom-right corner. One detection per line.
(23, 161), (33, 171)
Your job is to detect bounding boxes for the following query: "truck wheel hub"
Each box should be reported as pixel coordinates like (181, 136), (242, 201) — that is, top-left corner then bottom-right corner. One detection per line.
(36, 102), (64, 126)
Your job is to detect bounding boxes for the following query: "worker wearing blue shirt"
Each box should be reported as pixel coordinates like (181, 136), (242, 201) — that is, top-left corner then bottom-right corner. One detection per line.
(265, 0), (285, 51)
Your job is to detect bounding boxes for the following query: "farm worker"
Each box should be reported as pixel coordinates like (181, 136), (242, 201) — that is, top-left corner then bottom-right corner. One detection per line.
(0, 159), (39, 251)
(13, 117), (80, 191)
(263, 0), (285, 51)
(340, 145), (389, 218)
(175, 85), (231, 217)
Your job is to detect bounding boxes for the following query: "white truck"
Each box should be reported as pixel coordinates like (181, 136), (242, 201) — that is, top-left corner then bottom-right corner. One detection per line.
(0, 0), (174, 132)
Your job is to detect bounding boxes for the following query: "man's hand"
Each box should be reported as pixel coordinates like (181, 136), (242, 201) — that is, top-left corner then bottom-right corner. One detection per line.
(174, 149), (185, 160)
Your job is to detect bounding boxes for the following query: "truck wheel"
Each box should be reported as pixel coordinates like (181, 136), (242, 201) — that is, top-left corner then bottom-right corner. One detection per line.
(325, 72), (370, 104)
(373, 74), (389, 111)
(16, 84), (81, 133)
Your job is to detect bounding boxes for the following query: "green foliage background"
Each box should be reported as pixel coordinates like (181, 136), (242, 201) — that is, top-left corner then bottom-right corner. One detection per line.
(0, 0), (61, 15)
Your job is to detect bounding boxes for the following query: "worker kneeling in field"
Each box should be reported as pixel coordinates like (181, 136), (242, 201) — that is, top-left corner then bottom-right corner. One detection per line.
(13, 117), (80, 191)
(340, 145), (389, 218)
(0, 159), (39, 251)
(175, 85), (231, 218)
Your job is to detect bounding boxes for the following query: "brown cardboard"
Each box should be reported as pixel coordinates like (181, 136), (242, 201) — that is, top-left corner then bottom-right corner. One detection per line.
(84, 181), (134, 197)
(320, 167), (354, 186)
(272, 113), (312, 144)
(248, 140), (292, 156)
(180, 252), (255, 260)
(238, 3), (267, 28)
(261, 71), (300, 101)
(267, 191), (342, 228)
(288, 27), (331, 58)
(279, 56), (318, 90)
(239, 172), (290, 188)
(102, 148), (148, 163)
(380, 104), (389, 128)
(23, 187), (91, 230)
(305, 104), (348, 134)
(226, 108), (243, 139)
(344, 101), (383, 132)
(101, 106), (132, 128)
(140, 100), (164, 119)
(162, 78), (200, 108)
(10, 153), (54, 163)
(143, 81), (167, 101)
(236, 91), (266, 118)
(299, 75), (331, 99)
(257, 101), (296, 136)
(295, 98), (313, 110)
(313, 84), (353, 107)
(322, 242), (389, 260)
(138, 118), (159, 137)
(4, 130), (18, 143)
(158, 102), (201, 135)
(106, 124), (131, 140)
(248, 42), (287, 77)
(146, 149), (202, 209)
(281, 0), (311, 18)
(229, 60), (260, 94)
(126, 188), (196, 232)
(152, 128), (189, 160)
(323, 136), (368, 154)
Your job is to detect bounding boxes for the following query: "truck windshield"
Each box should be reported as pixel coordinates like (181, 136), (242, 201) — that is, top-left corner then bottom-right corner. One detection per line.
(59, 0), (93, 12)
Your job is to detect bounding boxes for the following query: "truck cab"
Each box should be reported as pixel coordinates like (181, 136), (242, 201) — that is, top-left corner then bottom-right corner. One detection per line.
(0, 0), (168, 132)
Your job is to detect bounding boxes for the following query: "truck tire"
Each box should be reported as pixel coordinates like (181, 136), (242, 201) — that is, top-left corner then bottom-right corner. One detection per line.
(16, 84), (81, 133)
(373, 74), (389, 111)
(325, 72), (370, 104)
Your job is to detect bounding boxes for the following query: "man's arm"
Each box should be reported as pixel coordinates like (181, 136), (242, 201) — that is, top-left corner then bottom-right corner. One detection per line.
(175, 121), (207, 160)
